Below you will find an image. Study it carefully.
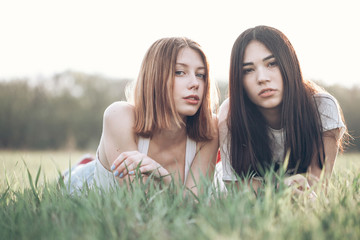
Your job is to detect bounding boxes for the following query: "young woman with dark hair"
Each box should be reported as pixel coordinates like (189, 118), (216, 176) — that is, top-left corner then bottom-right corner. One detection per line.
(64, 37), (219, 195)
(218, 26), (347, 194)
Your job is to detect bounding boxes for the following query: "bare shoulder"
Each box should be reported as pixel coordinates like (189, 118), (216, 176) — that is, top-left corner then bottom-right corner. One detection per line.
(103, 101), (134, 126)
(211, 113), (219, 135)
(102, 101), (137, 140)
(218, 98), (230, 142)
(104, 101), (135, 119)
(218, 98), (229, 124)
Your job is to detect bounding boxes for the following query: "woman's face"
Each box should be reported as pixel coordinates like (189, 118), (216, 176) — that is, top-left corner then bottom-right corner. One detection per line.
(173, 47), (206, 119)
(242, 40), (283, 114)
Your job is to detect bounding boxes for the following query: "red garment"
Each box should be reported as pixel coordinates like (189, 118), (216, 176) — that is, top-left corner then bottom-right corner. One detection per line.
(216, 149), (221, 163)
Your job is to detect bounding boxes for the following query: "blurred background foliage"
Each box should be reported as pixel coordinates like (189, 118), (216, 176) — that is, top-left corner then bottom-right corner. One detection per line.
(0, 71), (131, 150)
(0, 71), (359, 151)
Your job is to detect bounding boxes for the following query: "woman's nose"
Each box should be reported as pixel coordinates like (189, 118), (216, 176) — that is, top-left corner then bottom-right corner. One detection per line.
(188, 74), (200, 89)
(256, 67), (270, 84)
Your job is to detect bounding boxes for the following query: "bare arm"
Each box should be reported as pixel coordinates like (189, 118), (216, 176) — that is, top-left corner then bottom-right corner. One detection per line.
(270, 129), (341, 198)
(98, 102), (152, 186)
(100, 102), (171, 186)
(98, 101), (138, 169)
(308, 128), (341, 186)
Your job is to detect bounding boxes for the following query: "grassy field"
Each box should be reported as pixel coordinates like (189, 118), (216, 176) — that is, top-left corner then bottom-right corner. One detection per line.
(0, 150), (95, 190)
(0, 151), (359, 240)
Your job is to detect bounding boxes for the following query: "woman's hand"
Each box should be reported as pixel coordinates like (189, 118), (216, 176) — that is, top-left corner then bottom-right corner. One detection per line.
(284, 174), (317, 201)
(110, 151), (171, 184)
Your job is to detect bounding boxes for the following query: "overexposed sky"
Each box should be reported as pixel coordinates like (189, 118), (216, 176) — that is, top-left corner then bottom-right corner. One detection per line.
(0, 0), (359, 87)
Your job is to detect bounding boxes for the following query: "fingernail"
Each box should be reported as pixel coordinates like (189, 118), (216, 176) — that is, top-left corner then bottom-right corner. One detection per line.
(111, 164), (115, 171)
(119, 172), (124, 178)
(114, 170), (119, 177)
(129, 171), (134, 175)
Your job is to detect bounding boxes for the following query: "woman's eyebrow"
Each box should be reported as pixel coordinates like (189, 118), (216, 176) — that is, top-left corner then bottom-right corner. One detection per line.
(176, 63), (188, 66)
(242, 54), (275, 66)
(263, 55), (275, 61)
(242, 62), (253, 67)
(176, 63), (205, 70)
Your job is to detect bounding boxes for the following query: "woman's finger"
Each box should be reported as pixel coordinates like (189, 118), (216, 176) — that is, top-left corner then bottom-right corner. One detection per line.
(122, 159), (146, 177)
(114, 153), (148, 178)
(111, 151), (137, 170)
(121, 160), (161, 179)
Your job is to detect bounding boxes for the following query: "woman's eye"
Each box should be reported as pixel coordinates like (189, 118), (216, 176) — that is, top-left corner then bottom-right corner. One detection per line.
(196, 73), (206, 79)
(175, 71), (185, 76)
(242, 68), (253, 74)
(268, 61), (278, 67)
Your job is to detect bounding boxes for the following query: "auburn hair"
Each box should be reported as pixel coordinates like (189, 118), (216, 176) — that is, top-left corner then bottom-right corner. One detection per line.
(228, 26), (333, 176)
(134, 37), (215, 141)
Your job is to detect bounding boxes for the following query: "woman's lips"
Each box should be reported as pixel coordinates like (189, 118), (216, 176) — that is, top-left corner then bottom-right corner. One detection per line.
(184, 95), (200, 104)
(258, 88), (277, 97)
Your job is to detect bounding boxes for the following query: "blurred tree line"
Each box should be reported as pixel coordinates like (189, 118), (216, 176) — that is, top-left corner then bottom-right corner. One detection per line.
(0, 71), (131, 150)
(0, 71), (359, 151)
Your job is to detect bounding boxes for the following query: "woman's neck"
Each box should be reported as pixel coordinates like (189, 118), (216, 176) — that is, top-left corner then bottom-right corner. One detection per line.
(259, 107), (282, 130)
(151, 125), (187, 146)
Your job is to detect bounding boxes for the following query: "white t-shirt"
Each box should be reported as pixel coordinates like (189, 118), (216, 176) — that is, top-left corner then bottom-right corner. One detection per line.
(219, 92), (346, 181)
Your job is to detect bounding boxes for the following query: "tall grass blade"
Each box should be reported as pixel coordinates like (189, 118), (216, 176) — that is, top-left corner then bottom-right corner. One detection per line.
(22, 159), (41, 204)
(283, 148), (290, 172)
(0, 186), (10, 202)
(26, 168), (40, 204)
(35, 165), (41, 188)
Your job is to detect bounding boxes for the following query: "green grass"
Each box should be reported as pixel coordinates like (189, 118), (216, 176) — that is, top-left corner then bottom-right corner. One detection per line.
(0, 150), (93, 190)
(0, 151), (359, 240)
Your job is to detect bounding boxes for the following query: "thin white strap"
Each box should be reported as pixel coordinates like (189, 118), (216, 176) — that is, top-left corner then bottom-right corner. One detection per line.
(138, 136), (196, 184)
(184, 136), (197, 184)
(138, 136), (150, 154)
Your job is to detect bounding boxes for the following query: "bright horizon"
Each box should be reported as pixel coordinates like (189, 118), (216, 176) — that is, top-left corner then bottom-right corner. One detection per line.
(0, 0), (359, 87)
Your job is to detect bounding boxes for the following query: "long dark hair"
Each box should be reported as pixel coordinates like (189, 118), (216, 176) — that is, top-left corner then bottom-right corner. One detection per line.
(228, 25), (324, 177)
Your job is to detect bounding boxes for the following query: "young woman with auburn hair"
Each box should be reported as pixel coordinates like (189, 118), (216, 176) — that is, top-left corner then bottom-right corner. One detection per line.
(64, 37), (219, 195)
(218, 26), (347, 195)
